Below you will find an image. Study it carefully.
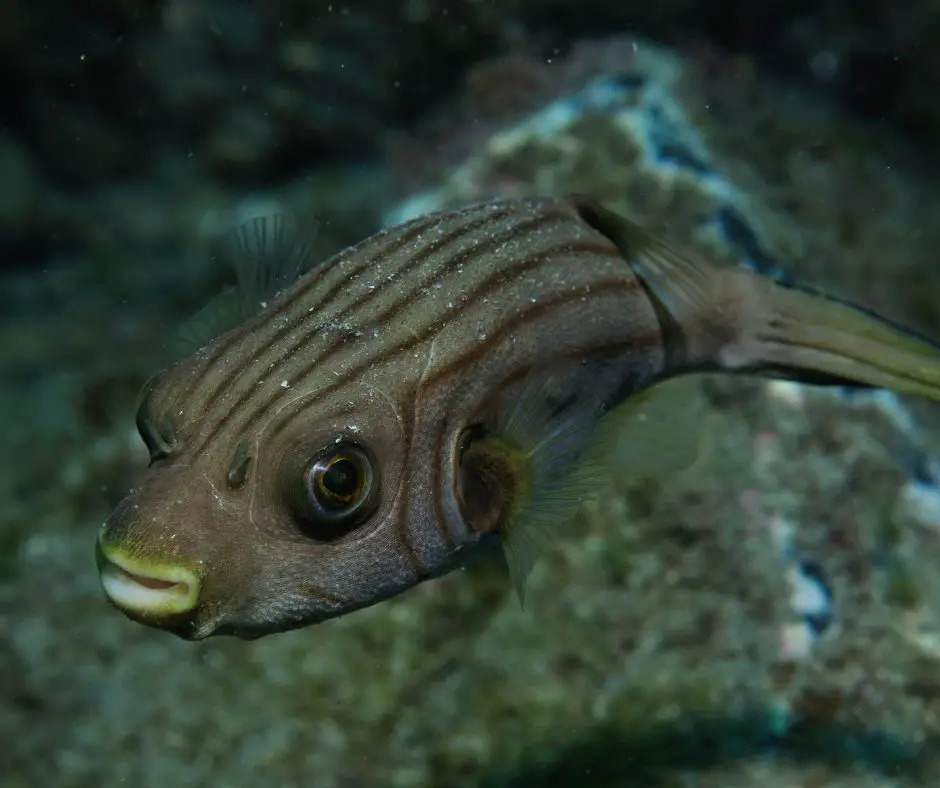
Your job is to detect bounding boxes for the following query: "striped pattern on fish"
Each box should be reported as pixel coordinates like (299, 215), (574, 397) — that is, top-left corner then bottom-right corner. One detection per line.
(95, 195), (940, 641)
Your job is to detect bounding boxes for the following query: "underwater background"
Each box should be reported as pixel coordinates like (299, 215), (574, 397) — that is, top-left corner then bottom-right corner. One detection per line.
(4, 2), (940, 786)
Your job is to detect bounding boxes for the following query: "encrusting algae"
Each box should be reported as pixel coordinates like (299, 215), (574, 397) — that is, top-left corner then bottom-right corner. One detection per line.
(95, 195), (940, 641)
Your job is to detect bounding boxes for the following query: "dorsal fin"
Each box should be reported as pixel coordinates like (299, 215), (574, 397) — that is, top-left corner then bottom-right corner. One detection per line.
(176, 213), (320, 355)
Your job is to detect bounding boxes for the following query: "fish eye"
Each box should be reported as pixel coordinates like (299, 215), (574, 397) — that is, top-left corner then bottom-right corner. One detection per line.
(291, 443), (379, 541)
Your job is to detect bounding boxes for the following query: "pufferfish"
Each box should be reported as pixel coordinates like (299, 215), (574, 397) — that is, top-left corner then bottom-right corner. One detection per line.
(96, 195), (940, 640)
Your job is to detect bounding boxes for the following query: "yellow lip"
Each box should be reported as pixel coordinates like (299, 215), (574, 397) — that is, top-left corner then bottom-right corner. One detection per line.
(96, 532), (201, 618)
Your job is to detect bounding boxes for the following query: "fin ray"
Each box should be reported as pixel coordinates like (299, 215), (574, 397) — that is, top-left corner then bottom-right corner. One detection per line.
(574, 197), (715, 320)
(604, 375), (711, 477)
(175, 213), (320, 355)
(488, 368), (711, 606)
(488, 368), (609, 605)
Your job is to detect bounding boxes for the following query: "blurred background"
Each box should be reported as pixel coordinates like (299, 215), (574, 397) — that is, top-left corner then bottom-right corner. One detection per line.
(4, 1), (940, 786)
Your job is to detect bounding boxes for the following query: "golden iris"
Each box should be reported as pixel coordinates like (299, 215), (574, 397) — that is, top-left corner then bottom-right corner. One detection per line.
(293, 443), (378, 540)
(312, 454), (364, 507)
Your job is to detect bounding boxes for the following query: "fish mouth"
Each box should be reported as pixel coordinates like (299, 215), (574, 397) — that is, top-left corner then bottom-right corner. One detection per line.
(96, 532), (201, 620)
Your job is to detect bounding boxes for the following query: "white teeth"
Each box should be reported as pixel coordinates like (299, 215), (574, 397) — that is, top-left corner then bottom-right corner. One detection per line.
(98, 544), (200, 617)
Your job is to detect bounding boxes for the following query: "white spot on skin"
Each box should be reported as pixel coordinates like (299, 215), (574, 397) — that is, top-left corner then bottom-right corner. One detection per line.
(204, 476), (230, 513)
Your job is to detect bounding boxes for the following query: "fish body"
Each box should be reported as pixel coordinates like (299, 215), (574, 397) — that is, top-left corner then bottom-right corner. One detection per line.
(96, 196), (940, 640)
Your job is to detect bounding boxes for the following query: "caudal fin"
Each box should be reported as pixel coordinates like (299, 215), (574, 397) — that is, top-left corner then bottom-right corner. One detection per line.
(741, 279), (940, 402)
(573, 196), (940, 402)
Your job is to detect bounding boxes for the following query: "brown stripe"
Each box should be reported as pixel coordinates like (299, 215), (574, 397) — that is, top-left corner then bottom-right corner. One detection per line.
(236, 211), (481, 368)
(389, 379), (431, 579)
(393, 451), (431, 581)
(284, 204), (517, 323)
(430, 418), (455, 549)
(425, 280), (645, 385)
(193, 205), (523, 453)
(475, 334), (666, 409)
(196, 206), (567, 455)
(177, 221), (350, 404)
(275, 211), (569, 405)
(255, 237), (612, 452)
(395, 372), (454, 554)
(262, 276), (639, 450)
(188, 217), (440, 416)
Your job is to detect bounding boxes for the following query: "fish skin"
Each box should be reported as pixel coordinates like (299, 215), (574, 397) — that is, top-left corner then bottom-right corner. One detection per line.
(95, 195), (940, 640)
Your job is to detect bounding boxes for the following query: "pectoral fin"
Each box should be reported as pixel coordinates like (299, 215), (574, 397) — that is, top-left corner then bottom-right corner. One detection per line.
(605, 375), (714, 477)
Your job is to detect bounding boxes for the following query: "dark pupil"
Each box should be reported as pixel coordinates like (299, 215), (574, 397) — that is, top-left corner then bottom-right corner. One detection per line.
(321, 458), (359, 500)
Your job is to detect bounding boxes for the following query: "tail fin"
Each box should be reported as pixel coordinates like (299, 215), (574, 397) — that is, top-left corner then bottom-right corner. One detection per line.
(572, 195), (940, 403)
(736, 279), (940, 402)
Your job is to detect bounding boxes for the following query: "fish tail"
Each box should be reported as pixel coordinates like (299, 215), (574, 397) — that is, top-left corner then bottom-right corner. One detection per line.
(734, 277), (940, 402)
(570, 196), (940, 402)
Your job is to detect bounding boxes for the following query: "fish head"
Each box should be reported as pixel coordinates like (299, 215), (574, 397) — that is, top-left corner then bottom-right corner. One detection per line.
(96, 332), (431, 641)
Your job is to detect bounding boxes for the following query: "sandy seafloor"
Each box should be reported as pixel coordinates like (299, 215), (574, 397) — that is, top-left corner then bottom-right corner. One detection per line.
(4, 36), (940, 788)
